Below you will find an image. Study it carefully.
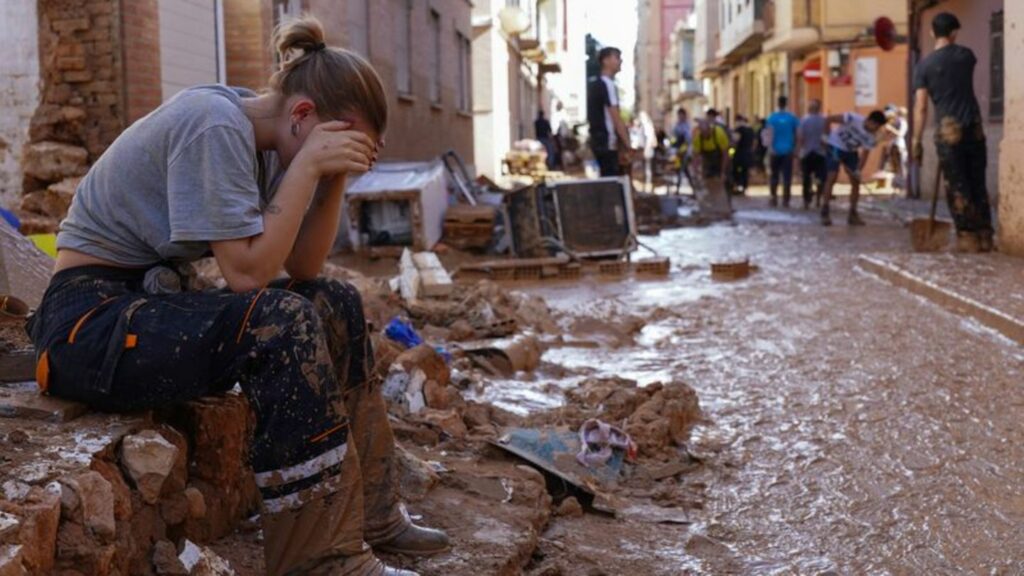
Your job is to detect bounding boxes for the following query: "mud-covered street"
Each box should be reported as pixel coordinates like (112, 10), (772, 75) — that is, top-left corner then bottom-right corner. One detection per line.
(493, 196), (1023, 574)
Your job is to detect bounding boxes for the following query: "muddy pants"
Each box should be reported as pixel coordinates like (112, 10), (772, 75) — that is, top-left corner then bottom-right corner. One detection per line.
(27, 266), (407, 576)
(800, 152), (827, 207)
(935, 125), (993, 234)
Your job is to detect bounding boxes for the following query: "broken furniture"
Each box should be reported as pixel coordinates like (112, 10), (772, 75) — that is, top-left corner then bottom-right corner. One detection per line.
(345, 161), (449, 256)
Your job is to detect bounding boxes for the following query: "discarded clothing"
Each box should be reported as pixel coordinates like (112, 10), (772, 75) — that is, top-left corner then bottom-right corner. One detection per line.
(576, 418), (637, 468)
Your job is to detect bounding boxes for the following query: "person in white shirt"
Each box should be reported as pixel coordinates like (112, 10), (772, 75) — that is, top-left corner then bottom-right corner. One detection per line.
(820, 110), (886, 226)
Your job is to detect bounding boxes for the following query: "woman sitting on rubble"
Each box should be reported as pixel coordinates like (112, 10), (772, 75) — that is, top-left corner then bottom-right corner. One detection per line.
(26, 15), (445, 576)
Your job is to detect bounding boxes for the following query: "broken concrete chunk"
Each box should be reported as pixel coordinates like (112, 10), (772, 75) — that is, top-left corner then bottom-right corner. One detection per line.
(395, 445), (440, 502)
(554, 496), (584, 518)
(14, 487), (60, 572)
(152, 539), (188, 575)
(0, 513), (20, 542)
(61, 471), (115, 541)
(184, 487), (207, 520)
(0, 545), (25, 576)
(120, 430), (179, 505)
(178, 539), (236, 576)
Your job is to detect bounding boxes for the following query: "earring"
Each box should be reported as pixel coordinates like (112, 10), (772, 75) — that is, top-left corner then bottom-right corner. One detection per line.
(291, 123), (299, 137)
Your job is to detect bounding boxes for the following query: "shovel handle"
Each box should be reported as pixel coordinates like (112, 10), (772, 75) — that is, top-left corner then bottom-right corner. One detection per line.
(928, 165), (942, 236)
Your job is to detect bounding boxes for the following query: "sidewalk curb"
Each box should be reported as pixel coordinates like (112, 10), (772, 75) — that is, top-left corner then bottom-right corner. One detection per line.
(857, 255), (1024, 345)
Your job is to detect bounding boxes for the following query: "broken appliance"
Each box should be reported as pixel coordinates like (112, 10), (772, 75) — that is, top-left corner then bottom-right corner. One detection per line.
(344, 161), (449, 255)
(533, 176), (637, 259)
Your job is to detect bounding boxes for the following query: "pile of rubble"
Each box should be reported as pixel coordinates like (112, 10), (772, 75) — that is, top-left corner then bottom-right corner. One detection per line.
(0, 392), (255, 575)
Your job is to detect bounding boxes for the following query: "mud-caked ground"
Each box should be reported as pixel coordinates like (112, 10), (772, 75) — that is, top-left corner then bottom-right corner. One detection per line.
(495, 195), (1024, 574)
(211, 193), (1022, 575)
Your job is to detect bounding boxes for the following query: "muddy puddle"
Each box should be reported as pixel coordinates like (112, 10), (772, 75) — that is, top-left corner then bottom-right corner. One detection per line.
(494, 205), (1024, 574)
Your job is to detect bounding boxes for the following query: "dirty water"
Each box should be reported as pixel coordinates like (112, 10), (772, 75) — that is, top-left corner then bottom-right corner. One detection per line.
(492, 200), (1024, 574)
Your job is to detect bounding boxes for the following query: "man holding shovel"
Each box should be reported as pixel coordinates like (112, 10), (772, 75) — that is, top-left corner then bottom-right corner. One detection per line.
(911, 12), (994, 252)
(819, 110), (887, 226)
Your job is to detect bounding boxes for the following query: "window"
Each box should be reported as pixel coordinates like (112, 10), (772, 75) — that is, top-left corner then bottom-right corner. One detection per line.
(430, 10), (441, 104)
(991, 10), (1004, 119)
(396, 0), (413, 95)
(456, 31), (471, 111)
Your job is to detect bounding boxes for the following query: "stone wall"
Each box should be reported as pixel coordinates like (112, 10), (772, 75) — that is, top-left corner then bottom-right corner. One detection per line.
(0, 1), (42, 210)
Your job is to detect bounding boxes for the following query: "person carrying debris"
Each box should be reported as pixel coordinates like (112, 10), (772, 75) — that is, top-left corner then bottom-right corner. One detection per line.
(690, 110), (733, 217)
(587, 46), (634, 177)
(911, 11), (994, 252)
(26, 16), (445, 576)
(819, 110), (887, 226)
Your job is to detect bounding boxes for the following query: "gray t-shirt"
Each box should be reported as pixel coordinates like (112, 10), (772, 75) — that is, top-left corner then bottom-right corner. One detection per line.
(798, 113), (826, 158)
(58, 85), (282, 266)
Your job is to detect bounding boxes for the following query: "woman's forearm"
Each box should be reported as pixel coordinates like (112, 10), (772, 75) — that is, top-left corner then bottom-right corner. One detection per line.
(285, 175), (345, 280)
(211, 156), (320, 292)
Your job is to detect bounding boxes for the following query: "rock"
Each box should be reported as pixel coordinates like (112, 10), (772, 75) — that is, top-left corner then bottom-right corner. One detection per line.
(152, 540), (187, 575)
(447, 319), (476, 341)
(120, 430), (179, 505)
(89, 459), (133, 521)
(62, 472), (115, 541)
(422, 379), (448, 410)
(0, 545), (25, 576)
(554, 496), (584, 518)
(417, 409), (468, 440)
(15, 487), (60, 572)
(0, 512), (19, 541)
(1, 482), (29, 503)
(462, 403), (492, 430)
(184, 487), (206, 520)
(160, 491), (189, 526)
(394, 345), (450, 387)
(394, 445), (440, 502)
(22, 141), (88, 182)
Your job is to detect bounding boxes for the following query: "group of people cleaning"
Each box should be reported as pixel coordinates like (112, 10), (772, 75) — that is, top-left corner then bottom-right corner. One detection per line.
(589, 11), (994, 252)
(669, 98), (904, 227)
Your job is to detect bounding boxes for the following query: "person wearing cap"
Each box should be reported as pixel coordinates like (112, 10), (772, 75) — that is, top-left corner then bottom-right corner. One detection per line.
(911, 11), (994, 252)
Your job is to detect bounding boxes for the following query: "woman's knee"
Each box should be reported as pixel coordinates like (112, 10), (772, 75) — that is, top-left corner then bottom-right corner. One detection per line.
(246, 289), (324, 344)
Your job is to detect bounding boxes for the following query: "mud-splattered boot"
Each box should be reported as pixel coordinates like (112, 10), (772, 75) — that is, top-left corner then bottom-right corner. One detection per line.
(303, 544), (420, 576)
(847, 212), (865, 226)
(820, 207), (832, 227)
(373, 522), (451, 557)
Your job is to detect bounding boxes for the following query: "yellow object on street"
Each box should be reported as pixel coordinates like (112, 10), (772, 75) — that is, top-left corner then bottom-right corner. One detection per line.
(28, 233), (57, 258)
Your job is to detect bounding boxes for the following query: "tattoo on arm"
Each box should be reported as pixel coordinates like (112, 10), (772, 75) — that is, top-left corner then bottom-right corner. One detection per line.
(265, 203), (282, 215)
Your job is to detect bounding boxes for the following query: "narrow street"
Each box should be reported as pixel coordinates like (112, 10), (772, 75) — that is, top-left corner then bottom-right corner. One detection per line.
(487, 195), (1024, 574)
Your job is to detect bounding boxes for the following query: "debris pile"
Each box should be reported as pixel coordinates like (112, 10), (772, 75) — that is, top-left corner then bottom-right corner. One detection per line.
(0, 392), (256, 575)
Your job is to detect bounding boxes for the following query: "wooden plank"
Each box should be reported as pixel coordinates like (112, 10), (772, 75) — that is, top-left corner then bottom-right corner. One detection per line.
(0, 350), (34, 383)
(456, 254), (570, 273)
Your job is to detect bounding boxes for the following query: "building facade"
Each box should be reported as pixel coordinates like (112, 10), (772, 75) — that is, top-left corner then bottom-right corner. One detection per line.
(471, 0), (578, 179)
(636, 0), (696, 130)
(224, 0), (474, 164)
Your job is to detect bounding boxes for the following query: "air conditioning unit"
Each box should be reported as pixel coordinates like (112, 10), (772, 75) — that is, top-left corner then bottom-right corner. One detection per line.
(536, 177), (637, 258)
